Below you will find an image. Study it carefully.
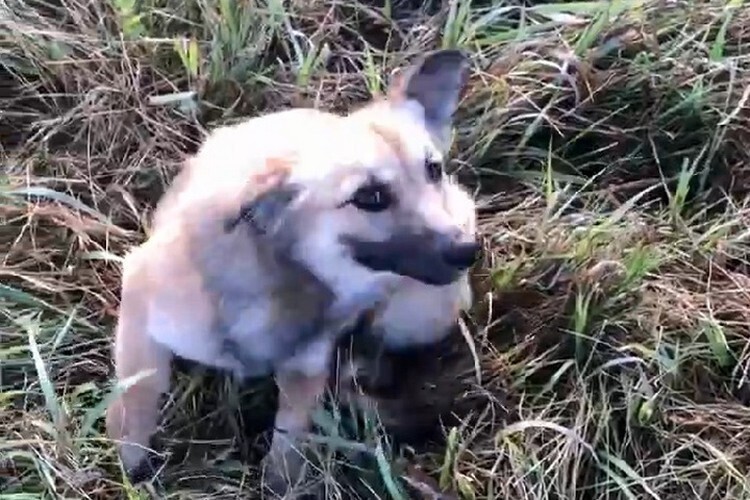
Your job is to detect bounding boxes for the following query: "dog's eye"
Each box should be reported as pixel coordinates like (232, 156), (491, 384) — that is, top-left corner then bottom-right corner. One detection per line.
(350, 184), (392, 212)
(425, 159), (443, 183)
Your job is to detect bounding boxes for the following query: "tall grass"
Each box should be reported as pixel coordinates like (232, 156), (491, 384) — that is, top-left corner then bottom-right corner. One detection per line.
(2, 0), (750, 498)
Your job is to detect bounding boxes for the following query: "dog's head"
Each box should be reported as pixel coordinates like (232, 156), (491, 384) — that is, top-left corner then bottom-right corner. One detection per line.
(229, 49), (480, 302)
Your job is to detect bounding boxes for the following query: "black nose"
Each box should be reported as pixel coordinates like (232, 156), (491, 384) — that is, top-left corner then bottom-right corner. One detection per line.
(441, 241), (481, 270)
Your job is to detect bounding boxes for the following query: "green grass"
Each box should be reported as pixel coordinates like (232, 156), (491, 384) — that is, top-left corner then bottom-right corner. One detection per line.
(3, 0), (750, 498)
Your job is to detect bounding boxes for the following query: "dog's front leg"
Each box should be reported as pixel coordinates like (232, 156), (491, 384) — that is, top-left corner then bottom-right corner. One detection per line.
(262, 338), (333, 497)
(263, 370), (328, 496)
(105, 308), (173, 484)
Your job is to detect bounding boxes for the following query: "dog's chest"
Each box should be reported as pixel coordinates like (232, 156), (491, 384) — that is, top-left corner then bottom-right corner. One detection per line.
(215, 276), (334, 375)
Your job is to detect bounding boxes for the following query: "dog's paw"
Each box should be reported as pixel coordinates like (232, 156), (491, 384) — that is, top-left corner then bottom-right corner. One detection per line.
(261, 469), (289, 499)
(261, 446), (309, 498)
(261, 462), (296, 498)
(120, 446), (164, 485)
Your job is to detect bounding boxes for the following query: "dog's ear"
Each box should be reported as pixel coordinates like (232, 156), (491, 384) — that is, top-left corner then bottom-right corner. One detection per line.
(387, 49), (471, 146)
(225, 183), (303, 238)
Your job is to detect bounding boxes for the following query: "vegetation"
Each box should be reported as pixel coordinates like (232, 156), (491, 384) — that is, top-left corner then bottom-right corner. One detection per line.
(2, 0), (750, 498)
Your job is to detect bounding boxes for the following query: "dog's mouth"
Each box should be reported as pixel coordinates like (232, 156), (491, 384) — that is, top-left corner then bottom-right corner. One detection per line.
(342, 232), (481, 286)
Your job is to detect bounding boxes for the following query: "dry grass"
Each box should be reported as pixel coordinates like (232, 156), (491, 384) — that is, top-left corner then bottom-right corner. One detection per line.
(3, 0), (750, 498)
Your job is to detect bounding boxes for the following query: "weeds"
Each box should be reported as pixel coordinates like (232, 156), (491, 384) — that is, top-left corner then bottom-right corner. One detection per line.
(2, 0), (750, 498)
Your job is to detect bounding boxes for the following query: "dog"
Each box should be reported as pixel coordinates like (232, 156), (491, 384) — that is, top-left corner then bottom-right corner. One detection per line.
(104, 48), (479, 496)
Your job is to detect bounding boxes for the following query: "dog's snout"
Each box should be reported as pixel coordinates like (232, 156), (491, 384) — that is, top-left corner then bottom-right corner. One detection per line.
(441, 240), (481, 270)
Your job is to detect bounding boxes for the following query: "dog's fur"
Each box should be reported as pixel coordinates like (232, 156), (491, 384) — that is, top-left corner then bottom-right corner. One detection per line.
(105, 49), (478, 496)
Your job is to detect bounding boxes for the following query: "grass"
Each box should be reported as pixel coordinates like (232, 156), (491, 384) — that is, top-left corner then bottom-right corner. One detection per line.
(2, 0), (750, 498)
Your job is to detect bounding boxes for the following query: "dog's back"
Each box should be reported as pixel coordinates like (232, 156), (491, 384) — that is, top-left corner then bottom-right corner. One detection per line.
(151, 108), (337, 233)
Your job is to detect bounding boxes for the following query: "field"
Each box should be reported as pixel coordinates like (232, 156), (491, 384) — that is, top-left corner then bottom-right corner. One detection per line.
(3, 0), (750, 498)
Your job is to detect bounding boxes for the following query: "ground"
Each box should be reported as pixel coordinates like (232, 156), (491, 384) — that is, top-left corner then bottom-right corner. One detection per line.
(2, 0), (750, 498)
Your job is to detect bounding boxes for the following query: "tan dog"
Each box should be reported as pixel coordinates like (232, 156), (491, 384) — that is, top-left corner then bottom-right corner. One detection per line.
(104, 49), (478, 496)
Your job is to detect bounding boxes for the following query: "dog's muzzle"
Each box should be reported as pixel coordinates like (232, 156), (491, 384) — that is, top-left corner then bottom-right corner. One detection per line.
(343, 231), (481, 286)
(438, 237), (481, 271)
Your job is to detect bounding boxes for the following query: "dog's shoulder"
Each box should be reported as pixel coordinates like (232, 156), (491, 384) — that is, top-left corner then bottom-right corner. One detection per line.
(131, 109), (339, 322)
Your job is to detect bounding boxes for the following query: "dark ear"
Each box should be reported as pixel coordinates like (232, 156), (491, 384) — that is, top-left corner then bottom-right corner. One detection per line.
(388, 49), (470, 145)
(225, 183), (302, 236)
